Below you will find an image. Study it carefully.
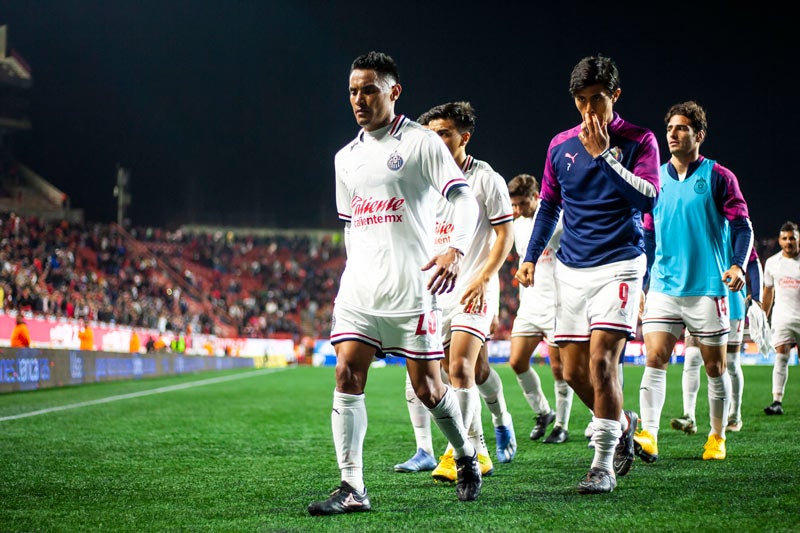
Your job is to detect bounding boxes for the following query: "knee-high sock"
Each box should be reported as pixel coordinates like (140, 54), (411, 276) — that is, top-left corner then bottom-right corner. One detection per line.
(707, 372), (731, 438)
(429, 386), (475, 459)
(478, 367), (511, 427)
(404, 371), (433, 455)
(468, 386), (490, 456)
(554, 379), (574, 430)
(455, 386), (481, 453)
(515, 367), (551, 414)
(332, 390), (367, 492)
(682, 347), (703, 420)
(726, 348), (743, 422)
(590, 417), (622, 473)
(639, 366), (667, 437)
(773, 352), (790, 401)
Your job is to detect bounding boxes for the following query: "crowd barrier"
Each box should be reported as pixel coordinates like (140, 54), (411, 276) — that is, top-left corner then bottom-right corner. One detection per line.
(0, 313), (296, 359)
(0, 347), (258, 393)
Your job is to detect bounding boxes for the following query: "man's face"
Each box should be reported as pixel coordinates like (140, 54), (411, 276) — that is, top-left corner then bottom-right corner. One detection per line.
(572, 83), (617, 125)
(348, 69), (399, 131)
(510, 194), (537, 219)
(666, 115), (702, 157)
(423, 118), (466, 158)
(778, 229), (800, 257)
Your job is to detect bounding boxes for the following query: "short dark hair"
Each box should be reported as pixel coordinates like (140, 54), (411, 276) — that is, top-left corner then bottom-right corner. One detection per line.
(351, 51), (399, 86)
(507, 173), (540, 197)
(417, 101), (477, 135)
(780, 220), (799, 234)
(665, 101), (708, 134)
(569, 55), (620, 96)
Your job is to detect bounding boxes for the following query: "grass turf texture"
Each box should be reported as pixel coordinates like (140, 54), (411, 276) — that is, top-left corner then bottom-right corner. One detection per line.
(0, 364), (797, 532)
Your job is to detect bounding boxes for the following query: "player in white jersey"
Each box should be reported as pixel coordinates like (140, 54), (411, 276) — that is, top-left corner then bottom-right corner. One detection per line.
(762, 221), (800, 416)
(507, 174), (575, 445)
(408, 102), (514, 484)
(308, 52), (482, 517)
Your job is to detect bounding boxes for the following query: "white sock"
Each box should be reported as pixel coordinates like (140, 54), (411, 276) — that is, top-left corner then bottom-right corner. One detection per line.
(554, 379), (574, 430)
(639, 366), (667, 437)
(773, 352), (790, 401)
(429, 386), (475, 459)
(404, 372), (433, 456)
(469, 388), (490, 456)
(332, 390), (367, 492)
(590, 417), (622, 473)
(707, 372), (730, 438)
(726, 348), (743, 422)
(682, 346), (702, 419)
(478, 367), (510, 427)
(515, 367), (551, 414)
(455, 387), (481, 452)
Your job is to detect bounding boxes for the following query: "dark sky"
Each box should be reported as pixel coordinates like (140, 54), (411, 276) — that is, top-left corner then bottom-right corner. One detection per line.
(1, 2), (796, 238)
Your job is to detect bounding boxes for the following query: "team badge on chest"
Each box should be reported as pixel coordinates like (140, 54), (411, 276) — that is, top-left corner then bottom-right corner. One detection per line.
(387, 151), (404, 171)
(694, 179), (707, 194)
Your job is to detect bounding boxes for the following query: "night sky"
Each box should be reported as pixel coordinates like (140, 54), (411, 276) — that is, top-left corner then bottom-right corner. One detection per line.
(1, 2), (796, 239)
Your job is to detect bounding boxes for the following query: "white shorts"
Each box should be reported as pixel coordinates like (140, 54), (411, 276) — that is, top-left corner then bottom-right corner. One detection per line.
(441, 292), (496, 346)
(511, 302), (556, 345)
(729, 318), (744, 345)
(641, 293), (729, 346)
(771, 316), (800, 348)
(553, 255), (645, 343)
(330, 304), (444, 360)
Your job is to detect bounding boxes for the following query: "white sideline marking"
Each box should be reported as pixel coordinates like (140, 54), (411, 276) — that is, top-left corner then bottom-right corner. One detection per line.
(0, 367), (289, 422)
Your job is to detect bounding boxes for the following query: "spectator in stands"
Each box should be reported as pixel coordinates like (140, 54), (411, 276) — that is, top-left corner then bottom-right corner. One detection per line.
(10, 314), (31, 347)
(78, 318), (94, 350)
(129, 330), (141, 353)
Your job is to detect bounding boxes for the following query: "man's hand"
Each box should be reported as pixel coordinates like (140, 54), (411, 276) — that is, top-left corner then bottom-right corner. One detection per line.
(422, 247), (462, 295)
(515, 261), (535, 288)
(722, 264), (745, 292)
(459, 276), (488, 315)
(578, 111), (610, 158)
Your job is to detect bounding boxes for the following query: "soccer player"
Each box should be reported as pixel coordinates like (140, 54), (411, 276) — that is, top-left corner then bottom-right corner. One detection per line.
(393, 103), (516, 475)
(507, 173), (574, 444)
(516, 55), (657, 494)
(636, 100), (753, 464)
(762, 220), (800, 416)
(417, 101), (515, 481)
(671, 248), (763, 434)
(307, 51), (482, 516)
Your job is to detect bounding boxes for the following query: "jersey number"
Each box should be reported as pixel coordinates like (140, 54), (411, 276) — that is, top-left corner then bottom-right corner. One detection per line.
(714, 296), (728, 318)
(619, 283), (629, 309)
(415, 311), (438, 335)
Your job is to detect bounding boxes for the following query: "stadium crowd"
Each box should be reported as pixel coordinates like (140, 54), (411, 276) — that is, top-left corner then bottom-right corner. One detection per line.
(0, 212), (345, 340)
(0, 211), (781, 342)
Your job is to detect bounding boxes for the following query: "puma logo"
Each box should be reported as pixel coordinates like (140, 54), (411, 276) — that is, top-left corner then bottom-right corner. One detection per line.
(565, 152), (577, 171)
(343, 493), (365, 507)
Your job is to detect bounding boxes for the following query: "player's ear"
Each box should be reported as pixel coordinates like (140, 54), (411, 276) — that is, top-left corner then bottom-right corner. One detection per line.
(390, 83), (402, 101)
(460, 131), (471, 146)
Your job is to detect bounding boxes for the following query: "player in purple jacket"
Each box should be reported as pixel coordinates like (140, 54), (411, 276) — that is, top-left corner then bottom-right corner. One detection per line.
(516, 55), (659, 494)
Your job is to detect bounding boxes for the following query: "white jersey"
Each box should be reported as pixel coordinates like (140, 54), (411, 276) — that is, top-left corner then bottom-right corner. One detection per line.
(433, 155), (513, 313)
(764, 251), (800, 322)
(334, 115), (469, 316)
(514, 209), (563, 309)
